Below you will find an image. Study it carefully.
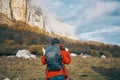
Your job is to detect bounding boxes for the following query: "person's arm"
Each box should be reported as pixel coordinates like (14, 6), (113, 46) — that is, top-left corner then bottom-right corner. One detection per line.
(41, 55), (46, 65)
(61, 48), (71, 64)
(40, 48), (46, 65)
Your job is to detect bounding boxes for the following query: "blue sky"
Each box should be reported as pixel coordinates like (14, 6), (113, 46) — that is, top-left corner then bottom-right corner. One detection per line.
(41, 0), (120, 45)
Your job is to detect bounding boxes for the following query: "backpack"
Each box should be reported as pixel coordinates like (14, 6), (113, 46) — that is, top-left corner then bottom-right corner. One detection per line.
(45, 45), (62, 71)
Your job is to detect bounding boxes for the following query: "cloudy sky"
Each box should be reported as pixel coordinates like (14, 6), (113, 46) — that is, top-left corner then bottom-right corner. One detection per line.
(40, 0), (120, 45)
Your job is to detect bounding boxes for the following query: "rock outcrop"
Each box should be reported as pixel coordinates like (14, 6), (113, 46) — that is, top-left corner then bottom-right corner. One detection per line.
(0, 0), (11, 19)
(0, 0), (44, 29)
(0, 0), (75, 39)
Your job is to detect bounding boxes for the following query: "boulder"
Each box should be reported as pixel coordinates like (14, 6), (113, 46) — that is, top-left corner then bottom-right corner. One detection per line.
(3, 78), (10, 80)
(101, 55), (106, 58)
(16, 49), (36, 59)
(70, 53), (77, 57)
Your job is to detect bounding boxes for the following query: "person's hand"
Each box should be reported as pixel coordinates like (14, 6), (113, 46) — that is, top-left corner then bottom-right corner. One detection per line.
(42, 48), (45, 55)
(65, 47), (69, 51)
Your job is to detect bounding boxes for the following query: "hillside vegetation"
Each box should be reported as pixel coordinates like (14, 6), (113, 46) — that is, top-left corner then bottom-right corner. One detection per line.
(0, 13), (120, 57)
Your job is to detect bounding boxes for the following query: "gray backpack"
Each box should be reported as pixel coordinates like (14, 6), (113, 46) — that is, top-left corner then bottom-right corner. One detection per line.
(45, 45), (62, 71)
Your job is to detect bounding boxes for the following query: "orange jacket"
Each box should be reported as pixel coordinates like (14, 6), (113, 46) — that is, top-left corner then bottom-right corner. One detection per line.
(41, 47), (71, 79)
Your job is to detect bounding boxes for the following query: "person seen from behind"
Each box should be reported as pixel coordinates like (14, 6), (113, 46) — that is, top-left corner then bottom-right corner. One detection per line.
(41, 38), (71, 80)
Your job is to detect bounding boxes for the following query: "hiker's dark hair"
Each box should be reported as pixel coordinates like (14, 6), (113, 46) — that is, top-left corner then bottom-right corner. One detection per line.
(51, 38), (60, 45)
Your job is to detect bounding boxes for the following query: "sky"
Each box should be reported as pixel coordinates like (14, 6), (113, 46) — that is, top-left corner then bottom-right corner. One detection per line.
(34, 0), (120, 45)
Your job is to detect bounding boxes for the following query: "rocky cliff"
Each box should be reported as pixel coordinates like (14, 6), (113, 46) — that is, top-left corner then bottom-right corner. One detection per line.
(0, 0), (75, 39)
(0, 0), (44, 29)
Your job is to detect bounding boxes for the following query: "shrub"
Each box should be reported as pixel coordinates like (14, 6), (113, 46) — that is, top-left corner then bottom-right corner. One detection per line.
(4, 39), (15, 45)
(0, 44), (24, 56)
(90, 50), (99, 56)
(0, 24), (8, 30)
(28, 45), (45, 56)
(103, 51), (112, 57)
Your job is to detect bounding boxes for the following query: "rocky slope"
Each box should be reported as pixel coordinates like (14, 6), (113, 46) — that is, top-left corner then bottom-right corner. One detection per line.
(0, 0), (44, 28)
(0, 0), (75, 39)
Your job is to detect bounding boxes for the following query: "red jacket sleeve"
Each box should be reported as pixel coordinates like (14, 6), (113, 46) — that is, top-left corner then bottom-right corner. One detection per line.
(41, 55), (46, 65)
(61, 50), (71, 65)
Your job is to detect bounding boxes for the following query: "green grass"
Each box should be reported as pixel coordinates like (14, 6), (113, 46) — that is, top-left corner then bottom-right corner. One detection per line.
(0, 56), (120, 80)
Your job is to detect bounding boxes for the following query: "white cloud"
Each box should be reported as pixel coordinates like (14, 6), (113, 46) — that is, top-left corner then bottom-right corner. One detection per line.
(78, 26), (120, 42)
(83, 1), (119, 22)
(43, 0), (64, 19)
(74, 1), (120, 27)
(69, 4), (75, 9)
(47, 1), (63, 9)
(43, 0), (120, 45)
(89, 26), (120, 35)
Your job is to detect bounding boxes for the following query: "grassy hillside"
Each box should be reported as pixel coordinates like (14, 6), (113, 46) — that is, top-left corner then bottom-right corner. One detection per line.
(0, 13), (120, 57)
(0, 56), (120, 80)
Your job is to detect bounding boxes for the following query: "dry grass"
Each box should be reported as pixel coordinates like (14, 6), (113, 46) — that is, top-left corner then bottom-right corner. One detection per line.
(0, 56), (120, 80)
(68, 57), (120, 80)
(0, 56), (46, 80)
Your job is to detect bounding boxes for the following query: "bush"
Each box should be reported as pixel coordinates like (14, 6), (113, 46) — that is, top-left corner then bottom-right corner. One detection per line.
(0, 44), (46, 56)
(4, 39), (15, 45)
(0, 24), (8, 31)
(103, 51), (112, 57)
(0, 44), (24, 56)
(28, 45), (45, 56)
(90, 50), (99, 56)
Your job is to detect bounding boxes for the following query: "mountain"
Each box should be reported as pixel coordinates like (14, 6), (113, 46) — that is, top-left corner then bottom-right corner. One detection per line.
(0, 0), (75, 39)
(0, 0), (120, 57)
